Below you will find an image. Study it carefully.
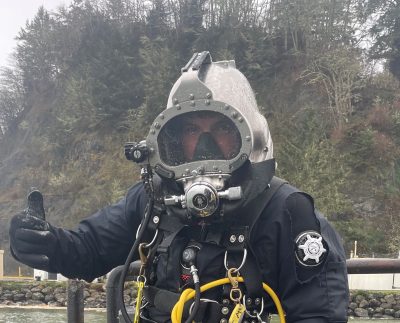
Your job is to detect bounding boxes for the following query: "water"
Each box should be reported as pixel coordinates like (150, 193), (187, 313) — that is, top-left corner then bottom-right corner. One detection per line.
(0, 308), (399, 323)
(0, 307), (106, 323)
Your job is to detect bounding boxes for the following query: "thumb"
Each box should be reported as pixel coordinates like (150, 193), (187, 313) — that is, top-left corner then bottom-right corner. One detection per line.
(26, 189), (46, 220)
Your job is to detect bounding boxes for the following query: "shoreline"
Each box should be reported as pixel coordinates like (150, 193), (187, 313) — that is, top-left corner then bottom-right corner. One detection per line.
(0, 304), (106, 312)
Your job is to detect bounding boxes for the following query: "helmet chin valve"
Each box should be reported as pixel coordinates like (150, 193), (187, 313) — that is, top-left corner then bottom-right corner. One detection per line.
(164, 182), (242, 218)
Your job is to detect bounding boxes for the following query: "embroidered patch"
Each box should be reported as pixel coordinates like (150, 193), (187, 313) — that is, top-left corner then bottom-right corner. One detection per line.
(295, 231), (327, 267)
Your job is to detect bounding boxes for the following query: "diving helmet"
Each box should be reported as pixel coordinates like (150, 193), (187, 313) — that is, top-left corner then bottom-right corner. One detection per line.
(126, 51), (274, 219)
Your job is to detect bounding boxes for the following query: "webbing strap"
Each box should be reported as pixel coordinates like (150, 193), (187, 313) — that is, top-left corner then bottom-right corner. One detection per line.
(228, 177), (288, 299)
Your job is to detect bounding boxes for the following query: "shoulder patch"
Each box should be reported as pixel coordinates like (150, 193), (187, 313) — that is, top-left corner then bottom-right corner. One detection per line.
(295, 231), (327, 267)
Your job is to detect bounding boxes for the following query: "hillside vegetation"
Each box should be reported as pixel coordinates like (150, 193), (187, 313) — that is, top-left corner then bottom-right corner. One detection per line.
(0, 0), (399, 275)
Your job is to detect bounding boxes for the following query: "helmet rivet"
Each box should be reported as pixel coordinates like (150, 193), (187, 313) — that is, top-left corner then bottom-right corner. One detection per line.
(205, 99), (210, 105)
(224, 104), (230, 110)
(238, 117), (243, 122)
(245, 136), (251, 141)
(246, 298), (252, 306)
(255, 298), (261, 305)
(263, 146), (269, 152)
(238, 235), (245, 243)
(150, 129), (156, 134)
(153, 216), (159, 224)
(173, 98), (179, 104)
(230, 235), (237, 243)
(189, 94), (194, 100)
(206, 92), (212, 99)
(222, 299), (230, 306)
(221, 307), (229, 315)
(154, 122), (161, 129)
(232, 112), (238, 118)
(191, 170), (198, 176)
(190, 101), (195, 107)
(176, 105), (181, 110)
(220, 319), (228, 323)
(160, 114), (165, 119)
(213, 166), (218, 171)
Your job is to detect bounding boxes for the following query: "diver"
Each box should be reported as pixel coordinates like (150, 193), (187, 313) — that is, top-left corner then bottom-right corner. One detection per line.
(9, 51), (349, 323)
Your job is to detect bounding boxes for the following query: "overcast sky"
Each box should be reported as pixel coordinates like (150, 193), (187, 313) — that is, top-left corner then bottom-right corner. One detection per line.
(0, 0), (70, 68)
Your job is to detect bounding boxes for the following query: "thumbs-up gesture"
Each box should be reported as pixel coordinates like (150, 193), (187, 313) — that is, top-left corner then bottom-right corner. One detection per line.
(9, 189), (57, 271)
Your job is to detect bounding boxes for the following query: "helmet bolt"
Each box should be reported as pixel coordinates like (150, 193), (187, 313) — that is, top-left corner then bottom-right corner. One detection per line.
(232, 112), (238, 118)
(154, 122), (161, 129)
(230, 235), (237, 243)
(206, 92), (212, 99)
(160, 114), (165, 119)
(238, 117), (243, 122)
(220, 319), (228, 323)
(153, 216), (159, 224)
(238, 235), (245, 243)
(189, 94), (194, 100)
(246, 298), (252, 306)
(224, 104), (230, 110)
(221, 307), (229, 315)
(255, 298), (261, 305)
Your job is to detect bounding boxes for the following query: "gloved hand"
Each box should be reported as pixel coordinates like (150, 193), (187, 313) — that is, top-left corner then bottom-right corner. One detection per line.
(9, 211), (58, 271)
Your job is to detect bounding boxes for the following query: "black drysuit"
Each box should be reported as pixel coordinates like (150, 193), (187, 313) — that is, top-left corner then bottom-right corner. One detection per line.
(12, 181), (349, 323)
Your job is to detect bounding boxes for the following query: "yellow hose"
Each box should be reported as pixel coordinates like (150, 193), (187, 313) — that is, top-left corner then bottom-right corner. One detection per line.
(171, 277), (286, 323)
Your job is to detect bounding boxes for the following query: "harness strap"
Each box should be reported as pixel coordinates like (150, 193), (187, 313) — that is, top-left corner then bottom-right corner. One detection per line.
(226, 177), (288, 299)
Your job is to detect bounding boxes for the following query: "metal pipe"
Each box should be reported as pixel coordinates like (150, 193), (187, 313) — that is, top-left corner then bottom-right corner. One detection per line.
(106, 261), (141, 323)
(67, 279), (85, 323)
(346, 258), (400, 274)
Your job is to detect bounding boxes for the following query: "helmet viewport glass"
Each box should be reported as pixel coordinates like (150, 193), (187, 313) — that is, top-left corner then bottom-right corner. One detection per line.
(158, 111), (242, 166)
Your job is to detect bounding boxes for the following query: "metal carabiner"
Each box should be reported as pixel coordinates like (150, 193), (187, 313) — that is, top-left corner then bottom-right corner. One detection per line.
(227, 267), (240, 288)
(227, 267), (242, 303)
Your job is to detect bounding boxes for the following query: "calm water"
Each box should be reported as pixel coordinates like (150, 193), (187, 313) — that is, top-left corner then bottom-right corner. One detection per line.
(0, 308), (399, 323)
(0, 307), (106, 323)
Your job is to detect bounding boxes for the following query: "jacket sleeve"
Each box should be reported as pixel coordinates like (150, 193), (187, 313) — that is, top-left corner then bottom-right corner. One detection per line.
(49, 182), (147, 281)
(252, 190), (349, 323)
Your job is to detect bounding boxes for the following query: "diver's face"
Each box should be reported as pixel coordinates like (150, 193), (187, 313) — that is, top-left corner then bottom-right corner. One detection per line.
(181, 114), (240, 161)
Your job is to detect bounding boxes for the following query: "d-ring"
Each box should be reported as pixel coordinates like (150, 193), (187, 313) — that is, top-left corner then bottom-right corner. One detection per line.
(224, 248), (247, 272)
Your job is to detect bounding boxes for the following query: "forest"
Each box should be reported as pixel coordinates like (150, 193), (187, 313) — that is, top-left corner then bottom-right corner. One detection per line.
(0, 0), (399, 274)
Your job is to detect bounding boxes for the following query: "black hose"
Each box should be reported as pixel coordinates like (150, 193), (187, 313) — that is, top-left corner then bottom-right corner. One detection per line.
(185, 267), (201, 323)
(118, 198), (154, 323)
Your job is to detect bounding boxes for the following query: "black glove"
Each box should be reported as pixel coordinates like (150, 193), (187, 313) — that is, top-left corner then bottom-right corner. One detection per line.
(9, 211), (58, 272)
